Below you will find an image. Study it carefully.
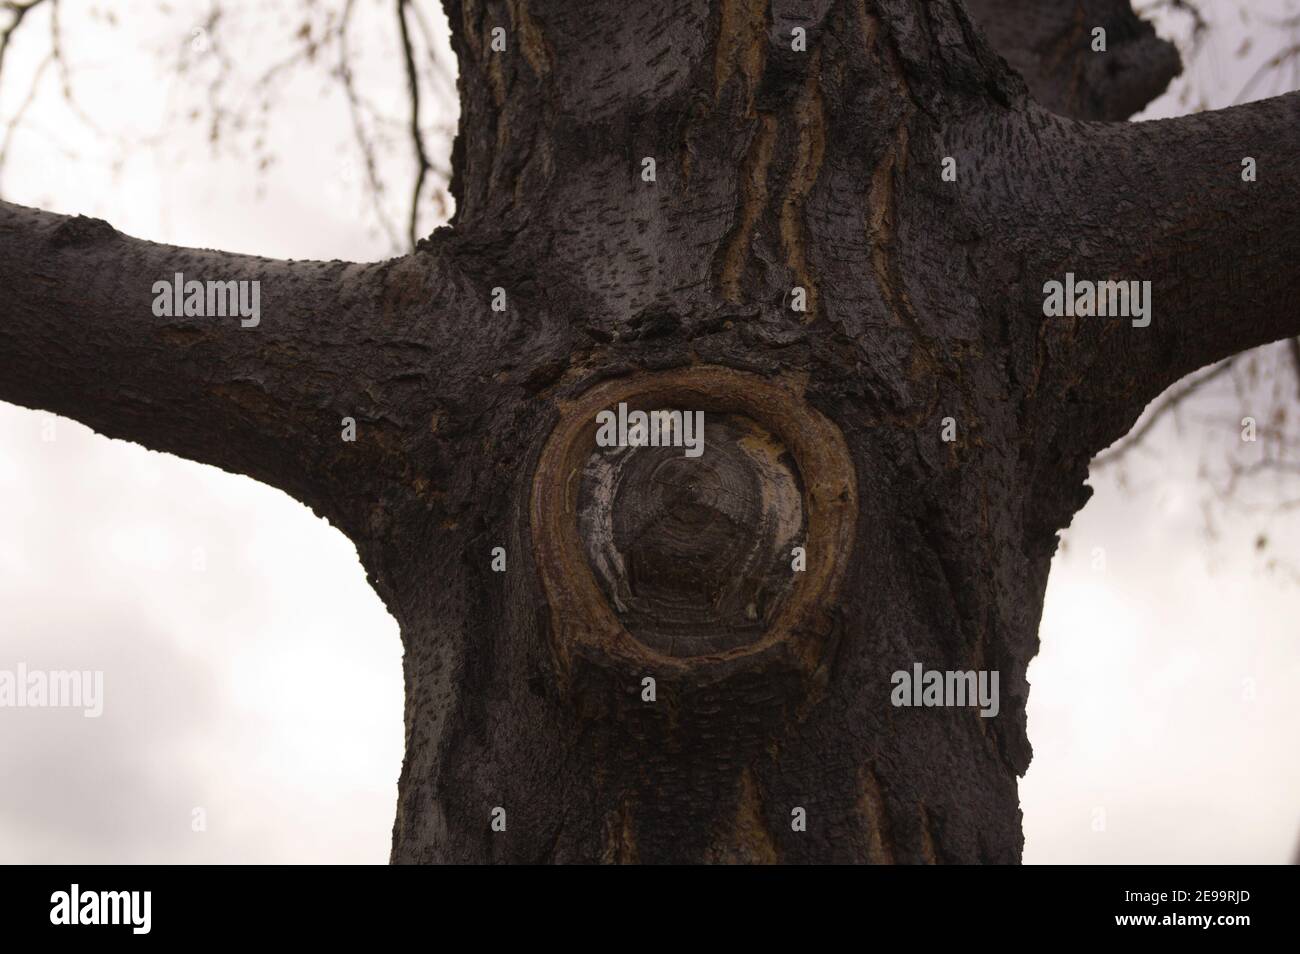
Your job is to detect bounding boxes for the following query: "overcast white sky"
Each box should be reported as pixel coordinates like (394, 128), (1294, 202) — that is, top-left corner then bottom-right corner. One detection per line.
(0, 0), (1297, 864)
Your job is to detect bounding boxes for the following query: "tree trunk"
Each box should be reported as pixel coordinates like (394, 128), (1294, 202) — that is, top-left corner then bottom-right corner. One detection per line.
(1, 0), (1298, 864)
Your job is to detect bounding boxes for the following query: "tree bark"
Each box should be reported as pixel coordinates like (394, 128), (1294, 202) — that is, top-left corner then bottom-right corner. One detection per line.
(1, 0), (1297, 864)
(964, 0), (1181, 120)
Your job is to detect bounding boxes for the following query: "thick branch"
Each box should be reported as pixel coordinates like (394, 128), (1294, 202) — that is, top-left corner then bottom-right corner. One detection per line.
(0, 200), (483, 540)
(1061, 94), (1300, 445)
(925, 88), (1298, 546)
(947, 91), (1300, 480)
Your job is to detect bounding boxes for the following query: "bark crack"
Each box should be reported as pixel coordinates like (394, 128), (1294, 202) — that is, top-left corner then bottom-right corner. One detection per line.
(508, 0), (552, 78)
(713, 0), (769, 107)
(779, 58), (826, 321)
(710, 767), (779, 863)
(716, 113), (777, 303)
(858, 764), (897, 864)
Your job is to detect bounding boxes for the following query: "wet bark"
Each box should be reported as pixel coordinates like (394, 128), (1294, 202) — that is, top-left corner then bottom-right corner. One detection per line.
(1, 0), (1297, 863)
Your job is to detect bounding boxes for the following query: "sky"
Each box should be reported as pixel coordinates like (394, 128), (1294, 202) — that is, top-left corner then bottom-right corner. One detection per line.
(0, 0), (1297, 864)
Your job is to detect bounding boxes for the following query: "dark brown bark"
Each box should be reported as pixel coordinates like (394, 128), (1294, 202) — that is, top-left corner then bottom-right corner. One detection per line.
(0, 202), (507, 548)
(946, 89), (1300, 527)
(964, 0), (1181, 120)
(1, 0), (1296, 863)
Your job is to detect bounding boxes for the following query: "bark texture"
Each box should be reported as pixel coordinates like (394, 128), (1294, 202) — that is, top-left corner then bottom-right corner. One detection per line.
(964, 0), (1180, 120)
(1, 0), (1297, 864)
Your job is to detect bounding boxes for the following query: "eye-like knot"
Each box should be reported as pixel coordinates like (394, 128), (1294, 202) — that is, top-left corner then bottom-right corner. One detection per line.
(530, 366), (857, 677)
(579, 411), (805, 657)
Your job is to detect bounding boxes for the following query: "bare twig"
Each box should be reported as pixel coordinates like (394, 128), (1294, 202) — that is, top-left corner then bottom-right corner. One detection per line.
(0, 0), (49, 80)
(0, 49), (50, 192)
(1236, 42), (1300, 104)
(337, 0), (402, 251)
(1289, 338), (1300, 401)
(396, 0), (431, 249)
(48, 0), (104, 135)
(407, 0), (456, 101)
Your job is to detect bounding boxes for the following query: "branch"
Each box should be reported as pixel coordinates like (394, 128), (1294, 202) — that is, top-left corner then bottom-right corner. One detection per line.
(0, 0), (49, 80)
(0, 50), (51, 193)
(1109, 93), (1297, 374)
(397, 0), (431, 249)
(1236, 42), (1300, 104)
(984, 91), (1300, 464)
(1289, 339), (1300, 401)
(337, 0), (403, 251)
(0, 200), (480, 538)
(47, 0), (103, 137)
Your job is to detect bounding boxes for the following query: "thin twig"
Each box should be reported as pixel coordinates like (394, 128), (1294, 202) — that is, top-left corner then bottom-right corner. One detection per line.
(338, 0), (402, 250)
(396, 0), (431, 249)
(0, 49), (50, 192)
(1288, 338), (1300, 401)
(1235, 42), (1300, 104)
(0, 0), (49, 79)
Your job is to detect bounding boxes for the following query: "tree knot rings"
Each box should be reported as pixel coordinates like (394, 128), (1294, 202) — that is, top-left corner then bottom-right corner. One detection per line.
(530, 366), (857, 680)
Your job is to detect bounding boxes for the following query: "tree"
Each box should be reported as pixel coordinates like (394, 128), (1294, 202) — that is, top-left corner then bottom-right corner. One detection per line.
(1, 0), (1296, 864)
